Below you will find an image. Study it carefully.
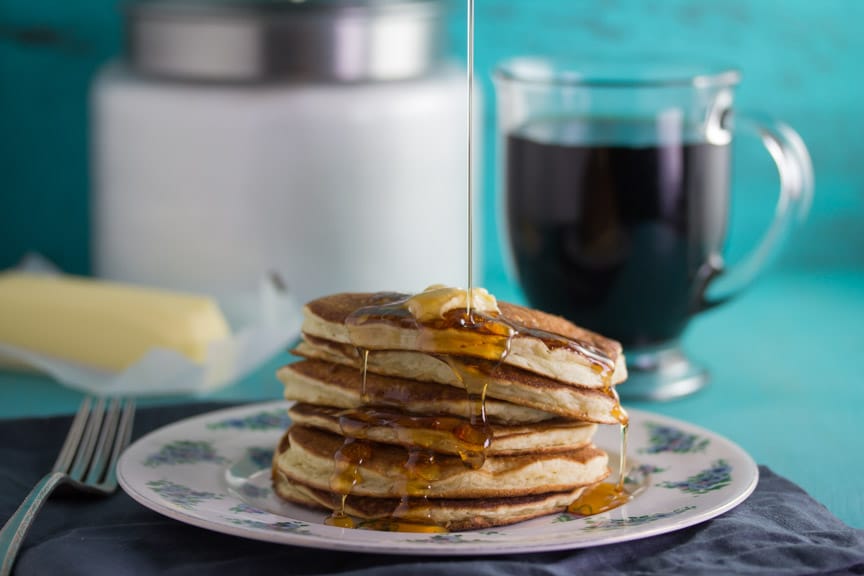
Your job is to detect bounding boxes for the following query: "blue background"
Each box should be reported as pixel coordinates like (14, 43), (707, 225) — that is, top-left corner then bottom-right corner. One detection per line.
(1, 1), (863, 528)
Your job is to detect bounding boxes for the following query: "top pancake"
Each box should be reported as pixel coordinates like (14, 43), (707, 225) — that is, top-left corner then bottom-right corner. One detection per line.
(302, 292), (627, 389)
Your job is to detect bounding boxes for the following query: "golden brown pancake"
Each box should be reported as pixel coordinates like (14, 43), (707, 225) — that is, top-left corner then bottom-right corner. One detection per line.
(293, 338), (623, 424)
(272, 472), (587, 531)
(301, 292), (627, 389)
(287, 403), (598, 456)
(273, 426), (610, 499)
(279, 360), (558, 424)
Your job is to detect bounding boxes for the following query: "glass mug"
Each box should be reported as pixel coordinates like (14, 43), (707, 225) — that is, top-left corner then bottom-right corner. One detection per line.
(494, 57), (813, 400)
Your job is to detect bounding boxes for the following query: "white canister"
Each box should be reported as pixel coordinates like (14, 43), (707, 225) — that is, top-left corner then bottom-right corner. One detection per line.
(92, 0), (476, 305)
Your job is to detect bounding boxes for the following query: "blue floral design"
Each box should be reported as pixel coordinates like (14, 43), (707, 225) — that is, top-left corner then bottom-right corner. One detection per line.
(247, 447), (274, 470)
(407, 533), (467, 544)
(229, 502), (267, 515)
(624, 463), (666, 485)
(144, 441), (227, 467)
(207, 410), (292, 431)
(427, 534), (465, 543)
(227, 518), (311, 534)
(641, 423), (709, 454)
(239, 484), (271, 499)
(405, 532), (503, 543)
(580, 505), (697, 532)
(659, 460), (732, 495)
(147, 479), (224, 509)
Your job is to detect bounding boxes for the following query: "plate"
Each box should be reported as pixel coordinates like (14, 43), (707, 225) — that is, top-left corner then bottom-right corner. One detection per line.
(118, 401), (758, 555)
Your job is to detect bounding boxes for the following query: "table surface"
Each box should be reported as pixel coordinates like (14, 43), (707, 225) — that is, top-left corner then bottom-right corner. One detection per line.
(1, 269), (862, 529)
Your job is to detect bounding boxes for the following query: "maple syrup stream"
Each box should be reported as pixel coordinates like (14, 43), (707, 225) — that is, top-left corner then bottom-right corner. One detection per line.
(466, 0), (475, 316)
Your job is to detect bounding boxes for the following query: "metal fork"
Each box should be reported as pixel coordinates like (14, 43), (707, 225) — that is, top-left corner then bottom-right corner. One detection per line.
(0, 397), (135, 576)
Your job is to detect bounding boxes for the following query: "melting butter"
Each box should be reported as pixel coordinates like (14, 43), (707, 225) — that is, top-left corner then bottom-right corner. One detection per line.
(406, 285), (499, 322)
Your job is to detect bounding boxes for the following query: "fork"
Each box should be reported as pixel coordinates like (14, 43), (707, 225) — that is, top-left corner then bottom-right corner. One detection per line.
(0, 397), (135, 576)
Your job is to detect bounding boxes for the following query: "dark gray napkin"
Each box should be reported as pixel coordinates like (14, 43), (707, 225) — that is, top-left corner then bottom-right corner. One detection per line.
(1, 403), (862, 576)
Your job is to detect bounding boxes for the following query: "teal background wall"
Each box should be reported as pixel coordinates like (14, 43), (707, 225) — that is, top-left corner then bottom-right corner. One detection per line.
(0, 0), (119, 273)
(1, 0), (863, 286)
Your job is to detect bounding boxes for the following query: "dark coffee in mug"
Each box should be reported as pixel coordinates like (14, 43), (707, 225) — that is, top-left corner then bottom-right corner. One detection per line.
(506, 118), (730, 346)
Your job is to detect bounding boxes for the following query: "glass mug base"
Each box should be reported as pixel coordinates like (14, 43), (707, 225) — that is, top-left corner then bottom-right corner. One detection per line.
(618, 343), (709, 402)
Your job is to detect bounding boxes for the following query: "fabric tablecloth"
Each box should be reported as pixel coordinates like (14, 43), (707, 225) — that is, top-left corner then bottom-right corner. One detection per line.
(1, 403), (862, 576)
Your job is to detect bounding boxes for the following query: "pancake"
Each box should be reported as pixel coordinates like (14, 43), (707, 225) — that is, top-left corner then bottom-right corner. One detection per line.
(293, 337), (623, 424)
(288, 403), (598, 456)
(274, 425), (610, 499)
(278, 360), (557, 424)
(301, 292), (627, 389)
(273, 473), (587, 531)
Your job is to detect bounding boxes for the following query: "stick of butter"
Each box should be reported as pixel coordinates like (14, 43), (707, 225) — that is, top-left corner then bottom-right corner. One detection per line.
(0, 272), (230, 372)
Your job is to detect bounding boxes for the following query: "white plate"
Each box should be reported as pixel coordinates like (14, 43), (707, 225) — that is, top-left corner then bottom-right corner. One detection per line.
(118, 401), (758, 555)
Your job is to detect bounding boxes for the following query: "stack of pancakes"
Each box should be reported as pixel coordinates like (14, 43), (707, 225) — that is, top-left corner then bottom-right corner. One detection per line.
(272, 290), (628, 531)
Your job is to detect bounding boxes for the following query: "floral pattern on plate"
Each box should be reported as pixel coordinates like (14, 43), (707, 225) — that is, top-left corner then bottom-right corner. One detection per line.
(206, 410), (292, 431)
(225, 518), (311, 534)
(118, 402), (759, 556)
(624, 463), (666, 485)
(246, 447), (275, 470)
(659, 460), (733, 495)
(640, 422), (710, 454)
(146, 479), (224, 509)
(229, 502), (268, 515)
(144, 441), (227, 467)
(579, 505), (698, 533)
(405, 531), (507, 544)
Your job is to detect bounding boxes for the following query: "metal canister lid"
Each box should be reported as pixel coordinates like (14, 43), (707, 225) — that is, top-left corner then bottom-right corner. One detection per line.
(126, 0), (445, 83)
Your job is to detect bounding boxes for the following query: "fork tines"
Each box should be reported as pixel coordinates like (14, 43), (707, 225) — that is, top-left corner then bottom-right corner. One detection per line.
(54, 397), (135, 489)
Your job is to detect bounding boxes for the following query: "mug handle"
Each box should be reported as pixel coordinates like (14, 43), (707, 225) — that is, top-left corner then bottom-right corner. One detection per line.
(694, 111), (814, 312)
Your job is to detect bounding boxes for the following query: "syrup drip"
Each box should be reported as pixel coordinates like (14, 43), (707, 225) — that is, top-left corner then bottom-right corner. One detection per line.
(392, 448), (438, 525)
(568, 363), (631, 517)
(338, 407), (492, 467)
(608, 386), (629, 427)
(443, 356), (496, 468)
(368, 446), (450, 533)
(359, 519), (448, 533)
(358, 348), (370, 403)
(567, 423), (631, 517)
(324, 438), (371, 528)
(336, 409), (460, 532)
(619, 422), (629, 491)
(325, 512), (354, 529)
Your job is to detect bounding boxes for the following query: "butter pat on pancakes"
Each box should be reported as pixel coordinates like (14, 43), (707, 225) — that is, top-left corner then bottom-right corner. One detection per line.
(405, 285), (500, 321)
